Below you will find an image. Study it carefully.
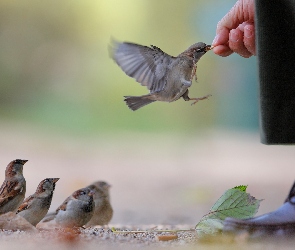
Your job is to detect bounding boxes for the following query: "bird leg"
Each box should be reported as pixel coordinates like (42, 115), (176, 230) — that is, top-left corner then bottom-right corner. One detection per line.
(182, 90), (212, 105)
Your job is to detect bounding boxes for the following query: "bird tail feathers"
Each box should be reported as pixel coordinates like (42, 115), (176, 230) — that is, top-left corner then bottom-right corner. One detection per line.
(124, 95), (156, 111)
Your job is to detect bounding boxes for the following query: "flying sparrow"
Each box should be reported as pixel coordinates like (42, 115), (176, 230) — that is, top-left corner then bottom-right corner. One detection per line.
(111, 41), (212, 110)
(40, 187), (95, 228)
(85, 181), (113, 227)
(16, 178), (59, 226)
(0, 159), (28, 215)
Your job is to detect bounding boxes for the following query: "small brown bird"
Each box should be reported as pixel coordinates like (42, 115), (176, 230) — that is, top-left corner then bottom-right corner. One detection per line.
(39, 187), (95, 228)
(16, 178), (59, 226)
(85, 181), (113, 227)
(0, 159), (28, 215)
(111, 41), (212, 111)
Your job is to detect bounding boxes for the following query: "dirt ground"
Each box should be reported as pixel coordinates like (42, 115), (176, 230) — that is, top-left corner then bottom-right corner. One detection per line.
(0, 122), (294, 249)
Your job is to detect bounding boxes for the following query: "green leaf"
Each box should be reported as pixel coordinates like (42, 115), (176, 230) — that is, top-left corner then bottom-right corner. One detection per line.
(195, 186), (262, 237)
(196, 218), (224, 235)
(233, 185), (247, 192)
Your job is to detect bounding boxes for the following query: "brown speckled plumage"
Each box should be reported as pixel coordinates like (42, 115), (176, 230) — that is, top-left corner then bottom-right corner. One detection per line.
(17, 178), (59, 226)
(0, 159), (27, 214)
(39, 187), (95, 228)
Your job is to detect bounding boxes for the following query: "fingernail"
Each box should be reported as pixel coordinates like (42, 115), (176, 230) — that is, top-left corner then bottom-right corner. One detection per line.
(212, 34), (220, 46)
(229, 30), (239, 42)
(244, 27), (253, 38)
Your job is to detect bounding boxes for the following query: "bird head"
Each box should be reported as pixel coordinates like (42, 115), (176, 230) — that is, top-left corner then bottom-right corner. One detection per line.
(5, 159), (28, 177)
(183, 42), (212, 62)
(36, 178), (60, 196)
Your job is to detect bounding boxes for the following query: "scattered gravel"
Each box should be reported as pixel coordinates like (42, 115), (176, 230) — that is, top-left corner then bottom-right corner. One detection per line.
(0, 225), (198, 250)
(81, 225), (197, 247)
(1, 225), (295, 250)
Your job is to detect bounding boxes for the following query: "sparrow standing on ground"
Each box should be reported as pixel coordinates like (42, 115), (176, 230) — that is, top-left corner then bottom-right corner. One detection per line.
(111, 41), (212, 111)
(39, 187), (95, 228)
(16, 178), (59, 226)
(85, 181), (113, 227)
(0, 159), (28, 215)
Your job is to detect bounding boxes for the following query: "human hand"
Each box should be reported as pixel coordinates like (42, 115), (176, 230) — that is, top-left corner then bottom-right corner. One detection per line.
(212, 0), (255, 58)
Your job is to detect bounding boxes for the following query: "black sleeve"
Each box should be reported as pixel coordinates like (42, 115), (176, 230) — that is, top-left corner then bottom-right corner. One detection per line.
(255, 0), (295, 144)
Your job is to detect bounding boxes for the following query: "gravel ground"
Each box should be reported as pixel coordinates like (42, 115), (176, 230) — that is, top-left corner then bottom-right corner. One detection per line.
(0, 226), (198, 250)
(1, 225), (295, 250)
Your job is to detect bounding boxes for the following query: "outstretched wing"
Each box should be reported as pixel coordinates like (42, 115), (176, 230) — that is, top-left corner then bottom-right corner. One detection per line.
(111, 41), (174, 93)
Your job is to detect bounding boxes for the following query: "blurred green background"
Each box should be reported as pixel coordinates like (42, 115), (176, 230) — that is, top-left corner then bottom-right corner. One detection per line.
(0, 0), (258, 136)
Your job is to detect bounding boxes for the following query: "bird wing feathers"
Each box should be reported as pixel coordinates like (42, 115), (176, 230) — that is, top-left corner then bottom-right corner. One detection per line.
(16, 195), (34, 213)
(56, 196), (71, 213)
(0, 180), (23, 207)
(111, 41), (174, 93)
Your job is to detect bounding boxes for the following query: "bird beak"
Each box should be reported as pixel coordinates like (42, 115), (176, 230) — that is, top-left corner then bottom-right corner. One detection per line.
(88, 190), (95, 197)
(205, 45), (213, 52)
(52, 178), (60, 183)
(20, 160), (28, 165)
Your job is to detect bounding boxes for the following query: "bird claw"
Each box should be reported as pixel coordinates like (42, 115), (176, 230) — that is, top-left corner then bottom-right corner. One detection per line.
(190, 94), (212, 106)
